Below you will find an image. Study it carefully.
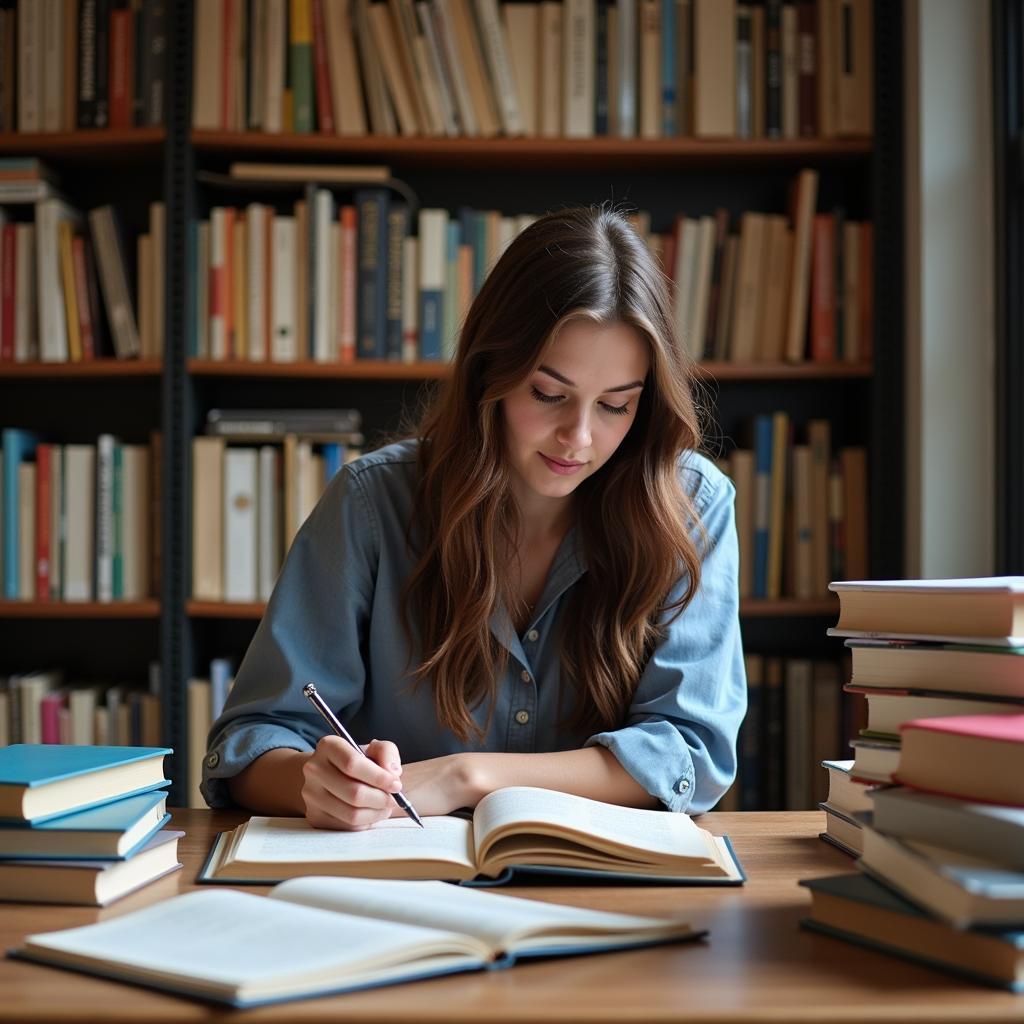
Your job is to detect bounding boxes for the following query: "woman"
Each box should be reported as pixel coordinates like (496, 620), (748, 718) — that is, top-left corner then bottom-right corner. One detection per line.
(202, 206), (746, 829)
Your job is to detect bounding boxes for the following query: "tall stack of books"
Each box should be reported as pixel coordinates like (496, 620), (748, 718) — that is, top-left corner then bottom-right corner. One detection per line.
(803, 577), (1024, 990)
(0, 744), (183, 907)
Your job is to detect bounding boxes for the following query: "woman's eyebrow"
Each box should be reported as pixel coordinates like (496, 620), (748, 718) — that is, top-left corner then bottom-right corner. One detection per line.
(537, 364), (645, 393)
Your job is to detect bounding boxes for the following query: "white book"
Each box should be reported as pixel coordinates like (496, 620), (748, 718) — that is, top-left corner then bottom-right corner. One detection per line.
(14, 224), (38, 362)
(63, 444), (95, 602)
(35, 198), (82, 363)
(416, 0), (459, 136)
(312, 190), (334, 363)
(401, 235), (418, 363)
(68, 687), (97, 745)
(474, 0), (523, 136)
(48, 443), (62, 600)
(245, 204), (268, 361)
(270, 216), (298, 362)
(562, 0), (595, 138)
(328, 223), (340, 362)
(17, 0), (43, 132)
(504, 3), (538, 136)
(257, 445), (280, 602)
(120, 445), (149, 601)
(196, 220), (211, 359)
(17, 463), (35, 601)
(223, 447), (258, 603)
(95, 434), (116, 603)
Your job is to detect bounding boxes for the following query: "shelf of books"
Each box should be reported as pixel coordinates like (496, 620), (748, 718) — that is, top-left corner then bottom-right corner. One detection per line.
(0, 360), (163, 378)
(0, 600), (161, 619)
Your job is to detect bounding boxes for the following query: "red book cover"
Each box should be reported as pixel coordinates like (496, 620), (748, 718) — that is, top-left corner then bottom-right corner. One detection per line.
(224, 207), (236, 359)
(35, 444), (52, 601)
(40, 693), (64, 744)
(311, 0), (336, 133)
(900, 713), (1024, 744)
(109, 8), (134, 129)
(797, 1), (817, 137)
(859, 220), (874, 362)
(71, 237), (96, 359)
(339, 204), (357, 363)
(0, 223), (15, 361)
(810, 214), (836, 361)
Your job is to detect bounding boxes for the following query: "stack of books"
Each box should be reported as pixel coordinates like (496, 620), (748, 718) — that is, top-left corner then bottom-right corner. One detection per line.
(803, 577), (1024, 990)
(0, 744), (183, 907)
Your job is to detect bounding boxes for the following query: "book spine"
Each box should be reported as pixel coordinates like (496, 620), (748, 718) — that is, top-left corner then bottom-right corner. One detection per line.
(112, 438), (124, 599)
(35, 443), (52, 601)
(108, 5), (133, 129)
(417, 208), (447, 360)
(752, 414), (772, 600)
(385, 202), (409, 361)
(797, 1), (817, 136)
(339, 205), (357, 363)
(96, 433), (116, 603)
(660, 0), (675, 136)
(355, 188), (388, 359)
(140, 0), (167, 125)
(290, 0), (315, 132)
(310, 0), (335, 132)
(809, 213), (835, 362)
(0, 224), (14, 361)
(77, 0), (99, 127)
(402, 233), (419, 362)
(71, 237), (96, 359)
(764, 0), (782, 137)
(271, 215), (297, 361)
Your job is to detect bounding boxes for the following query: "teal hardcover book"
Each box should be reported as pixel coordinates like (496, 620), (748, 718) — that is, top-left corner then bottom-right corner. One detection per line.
(0, 745), (171, 823)
(801, 873), (1024, 991)
(0, 789), (170, 859)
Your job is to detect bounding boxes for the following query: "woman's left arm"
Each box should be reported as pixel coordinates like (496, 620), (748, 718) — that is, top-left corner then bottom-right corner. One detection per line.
(396, 461), (747, 815)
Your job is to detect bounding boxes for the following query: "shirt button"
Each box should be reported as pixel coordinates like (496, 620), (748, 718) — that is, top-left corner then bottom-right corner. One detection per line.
(526, 629), (539, 642)
(673, 777), (690, 794)
(206, 752), (220, 769)
(520, 670), (531, 683)
(515, 710), (530, 725)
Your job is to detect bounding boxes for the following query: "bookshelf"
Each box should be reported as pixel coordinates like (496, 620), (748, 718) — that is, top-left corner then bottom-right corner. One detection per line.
(0, 0), (904, 811)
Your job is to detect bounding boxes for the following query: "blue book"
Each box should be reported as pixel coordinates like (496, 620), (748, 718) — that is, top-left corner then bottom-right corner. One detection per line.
(801, 873), (1024, 991)
(209, 657), (234, 721)
(752, 415), (773, 599)
(0, 744), (171, 823)
(2, 428), (40, 598)
(354, 188), (389, 360)
(0, 789), (170, 860)
(321, 444), (345, 482)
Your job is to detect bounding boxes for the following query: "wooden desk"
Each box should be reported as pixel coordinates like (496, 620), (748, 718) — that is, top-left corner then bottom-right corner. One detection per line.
(0, 810), (1019, 1022)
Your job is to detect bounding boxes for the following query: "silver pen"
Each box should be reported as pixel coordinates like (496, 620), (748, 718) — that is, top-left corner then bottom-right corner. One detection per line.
(302, 682), (424, 827)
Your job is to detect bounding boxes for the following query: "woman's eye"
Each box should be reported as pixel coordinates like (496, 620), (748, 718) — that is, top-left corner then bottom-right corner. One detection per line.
(600, 402), (630, 416)
(530, 385), (563, 404)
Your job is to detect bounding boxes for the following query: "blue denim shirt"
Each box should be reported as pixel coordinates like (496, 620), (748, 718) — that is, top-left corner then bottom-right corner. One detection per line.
(201, 439), (746, 813)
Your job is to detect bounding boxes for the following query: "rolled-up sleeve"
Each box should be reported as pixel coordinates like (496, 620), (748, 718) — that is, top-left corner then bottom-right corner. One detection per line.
(585, 464), (747, 813)
(200, 464), (379, 808)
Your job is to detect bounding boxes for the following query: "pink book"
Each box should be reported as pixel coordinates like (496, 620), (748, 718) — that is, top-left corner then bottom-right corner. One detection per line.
(894, 714), (1024, 807)
(40, 693), (65, 745)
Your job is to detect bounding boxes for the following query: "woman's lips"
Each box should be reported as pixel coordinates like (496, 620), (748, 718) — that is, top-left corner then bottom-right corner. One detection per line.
(540, 453), (585, 475)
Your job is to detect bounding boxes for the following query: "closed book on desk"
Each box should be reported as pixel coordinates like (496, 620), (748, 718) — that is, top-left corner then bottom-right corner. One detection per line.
(11, 875), (704, 1007)
(0, 829), (182, 906)
(828, 576), (1024, 646)
(0, 790), (169, 860)
(0, 745), (171, 823)
(801, 873), (1024, 991)
(199, 786), (745, 886)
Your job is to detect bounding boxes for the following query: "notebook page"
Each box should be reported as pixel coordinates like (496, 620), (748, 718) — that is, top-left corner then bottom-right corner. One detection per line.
(22, 889), (487, 998)
(233, 814), (475, 869)
(273, 876), (693, 949)
(471, 787), (715, 862)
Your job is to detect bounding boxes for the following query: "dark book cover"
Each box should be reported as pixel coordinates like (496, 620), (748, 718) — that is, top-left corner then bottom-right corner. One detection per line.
(136, 1), (167, 126)
(76, 0), (98, 127)
(94, 0), (112, 127)
(355, 188), (389, 359)
(765, 0), (782, 137)
(385, 202), (409, 361)
(797, 1), (817, 136)
(594, 0), (609, 136)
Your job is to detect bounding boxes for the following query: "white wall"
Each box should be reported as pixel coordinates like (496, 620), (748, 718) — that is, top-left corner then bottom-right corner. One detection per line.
(904, 0), (995, 578)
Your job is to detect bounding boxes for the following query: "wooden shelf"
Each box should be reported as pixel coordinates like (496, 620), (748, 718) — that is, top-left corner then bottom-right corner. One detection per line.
(189, 598), (839, 620)
(192, 131), (873, 170)
(187, 359), (871, 382)
(0, 128), (165, 161)
(0, 359), (163, 379)
(0, 600), (161, 619)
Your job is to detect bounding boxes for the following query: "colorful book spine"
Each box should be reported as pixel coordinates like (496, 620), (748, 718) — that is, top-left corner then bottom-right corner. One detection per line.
(3, 429), (39, 599)
(355, 188), (389, 359)
(417, 209), (447, 361)
(290, 0), (315, 132)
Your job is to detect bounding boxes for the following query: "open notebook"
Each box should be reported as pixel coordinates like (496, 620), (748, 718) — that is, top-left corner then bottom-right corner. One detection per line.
(11, 876), (704, 1007)
(198, 786), (744, 885)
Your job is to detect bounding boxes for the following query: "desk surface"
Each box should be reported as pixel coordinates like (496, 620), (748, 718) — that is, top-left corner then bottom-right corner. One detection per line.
(1, 810), (1020, 1023)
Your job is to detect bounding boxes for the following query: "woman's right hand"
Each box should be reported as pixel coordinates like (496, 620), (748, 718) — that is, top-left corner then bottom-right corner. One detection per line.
(300, 736), (404, 830)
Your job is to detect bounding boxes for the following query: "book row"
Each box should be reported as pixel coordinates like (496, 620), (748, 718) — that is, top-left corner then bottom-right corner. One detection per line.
(720, 415), (867, 601)
(0, 0), (167, 133)
(0, 667), (162, 749)
(191, 432), (362, 604)
(192, 0), (872, 141)
(0, 191), (160, 363)
(1, 429), (159, 602)
(806, 577), (1024, 991)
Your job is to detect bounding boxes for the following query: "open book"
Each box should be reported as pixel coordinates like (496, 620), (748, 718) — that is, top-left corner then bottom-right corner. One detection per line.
(199, 786), (744, 885)
(11, 876), (704, 1007)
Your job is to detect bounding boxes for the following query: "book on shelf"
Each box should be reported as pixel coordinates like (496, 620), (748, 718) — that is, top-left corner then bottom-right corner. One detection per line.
(227, 161), (392, 184)
(858, 819), (1024, 930)
(800, 873), (1024, 992)
(0, 744), (170, 824)
(0, 789), (169, 860)
(893, 714), (1024, 807)
(199, 786), (745, 885)
(0, 828), (182, 907)
(868, 786), (1024, 873)
(11, 875), (703, 1008)
(828, 576), (1024, 646)
(844, 637), (1024, 697)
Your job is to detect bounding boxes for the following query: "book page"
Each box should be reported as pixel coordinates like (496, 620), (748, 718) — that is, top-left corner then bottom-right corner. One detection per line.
(273, 876), (695, 952)
(472, 787), (718, 865)
(231, 815), (476, 871)
(21, 889), (489, 1002)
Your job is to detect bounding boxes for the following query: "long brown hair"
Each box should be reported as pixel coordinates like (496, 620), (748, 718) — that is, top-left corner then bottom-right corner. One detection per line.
(402, 206), (706, 741)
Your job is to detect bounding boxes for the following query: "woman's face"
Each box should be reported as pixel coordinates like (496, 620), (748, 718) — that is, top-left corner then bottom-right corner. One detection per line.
(501, 320), (650, 513)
